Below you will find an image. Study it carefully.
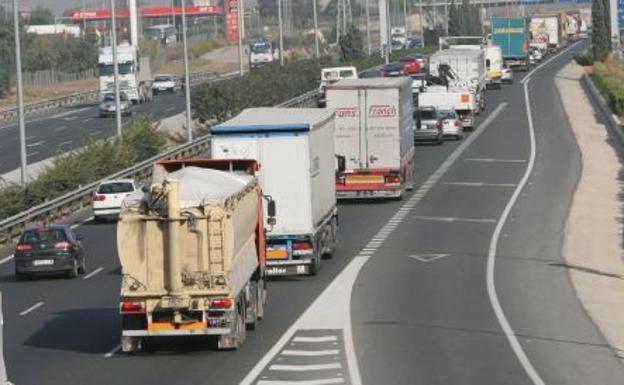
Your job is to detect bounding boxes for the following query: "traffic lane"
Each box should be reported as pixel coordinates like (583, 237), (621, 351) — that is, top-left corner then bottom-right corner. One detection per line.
(0, 91), (186, 173)
(0, 141), (463, 385)
(494, 44), (624, 383)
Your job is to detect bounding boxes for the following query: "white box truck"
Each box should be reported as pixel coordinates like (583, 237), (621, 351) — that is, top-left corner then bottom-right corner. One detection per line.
(418, 85), (476, 128)
(532, 16), (560, 51)
(485, 45), (503, 89)
(326, 78), (415, 200)
(211, 108), (338, 276)
(98, 43), (153, 105)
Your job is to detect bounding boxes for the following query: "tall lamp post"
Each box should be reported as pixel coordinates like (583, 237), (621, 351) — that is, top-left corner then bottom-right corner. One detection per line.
(181, 0), (193, 141)
(13, 0), (26, 185)
(110, 0), (122, 138)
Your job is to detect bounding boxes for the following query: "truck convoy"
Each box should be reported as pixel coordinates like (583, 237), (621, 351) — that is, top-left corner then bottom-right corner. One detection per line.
(117, 159), (273, 352)
(212, 109), (338, 276)
(490, 17), (530, 70)
(98, 42), (153, 104)
(326, 78), (415, 199)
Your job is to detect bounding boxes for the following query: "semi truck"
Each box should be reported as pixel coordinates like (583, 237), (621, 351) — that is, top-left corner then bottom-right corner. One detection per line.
(117, 159), (273, 352)
(212, 108), (338, 276)
(533, 14), (565, 51)
(529, 18), (550, 52)
(326, 78), (415, 200)
(98, 42), (153, 104)
(490, 17), (530, 70)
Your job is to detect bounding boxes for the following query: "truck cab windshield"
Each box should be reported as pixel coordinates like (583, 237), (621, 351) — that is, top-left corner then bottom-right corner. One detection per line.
(251, 43), (271, 54)
(98, 62), (135, 76)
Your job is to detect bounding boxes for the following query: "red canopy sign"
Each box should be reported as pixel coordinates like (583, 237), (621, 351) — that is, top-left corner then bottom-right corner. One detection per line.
(69, 6), (222, 22)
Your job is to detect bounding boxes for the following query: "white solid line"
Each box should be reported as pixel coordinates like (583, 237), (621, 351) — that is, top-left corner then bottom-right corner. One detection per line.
(281, 349), (340, 357)
(50, 107), (92, 119)
(25, 135), (36, 140)
(257, 379), (344, 385)
(445, 182), (516, 188)
(269, 363), (342, 371)
(414, 216), (497, 224)
(485, 37), (581, 385)
(0, 255), (14, 265)
(26, 140), (45, 147)
(103, 344), (121, 358)
(56, 140), (73, 148)
(70, 216), (94, 229)
(19, 301), (44, 316)
(83, 267), (104, 280)
(293, 336), (337, 343)
(27, 151), (40, 157)
(54, 125), (68, 132)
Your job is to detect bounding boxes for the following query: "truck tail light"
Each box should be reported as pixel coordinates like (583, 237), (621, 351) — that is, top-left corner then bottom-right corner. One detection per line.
(385, 175), (401, 185)
(120, 301), (146, 314)
(54, 241), (74, 250)
(209, 298), (233, 310)
(16, 244), (32, 251)
(292, 241), (314, 256)
(93, 195), (106, 201)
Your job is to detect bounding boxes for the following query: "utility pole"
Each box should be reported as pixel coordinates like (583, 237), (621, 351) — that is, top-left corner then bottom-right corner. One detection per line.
(111, 0), (122, 138)
(237, 0), (244, 75)
(379, 0), (389, 62)
(313, 0), (319, 58)
(277, 0), (284, 65)
(366, 0), (371, 55)
(419, 0), (424, 48)
(609, 0), (621, 58)
(13, 0), (27, 186)
(403, 0), (408, 39)
(181, 0), (193, 141)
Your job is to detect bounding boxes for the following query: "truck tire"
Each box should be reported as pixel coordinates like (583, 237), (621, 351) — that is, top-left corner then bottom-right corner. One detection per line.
(121, 336), (143, 353)
(246, 282), (259, 331)
(309, 249), (321, 276)
(219, 299), (246, 350)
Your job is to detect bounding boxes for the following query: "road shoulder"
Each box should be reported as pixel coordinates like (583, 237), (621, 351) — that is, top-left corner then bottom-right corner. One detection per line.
(556, 61), (624, 361)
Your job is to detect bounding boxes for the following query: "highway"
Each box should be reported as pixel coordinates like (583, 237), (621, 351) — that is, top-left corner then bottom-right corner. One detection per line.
(1, 39), (623, 385)
(0, 91), (188, 175)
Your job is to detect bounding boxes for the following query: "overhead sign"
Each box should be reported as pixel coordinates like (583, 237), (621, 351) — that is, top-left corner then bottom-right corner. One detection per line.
(225, 0), (239, 42)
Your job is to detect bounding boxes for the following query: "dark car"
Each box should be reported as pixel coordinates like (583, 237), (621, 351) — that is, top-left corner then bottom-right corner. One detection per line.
(414, 106), (443, 145)
(14, 225), (86, 280)
(382, 62), (407, 77)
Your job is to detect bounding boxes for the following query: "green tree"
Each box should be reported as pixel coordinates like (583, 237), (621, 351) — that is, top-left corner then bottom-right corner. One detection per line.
(448, 1), (461, 36)
(592, 0), (611, 61)
(0, 19), (15, 97)
(339, 24), (364, 61)
(28, 6), (54, 26)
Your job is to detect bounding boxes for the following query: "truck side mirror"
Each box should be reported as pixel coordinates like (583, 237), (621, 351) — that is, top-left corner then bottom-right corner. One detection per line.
(335, 155), (346, 173)
(267, 200), (276, 220)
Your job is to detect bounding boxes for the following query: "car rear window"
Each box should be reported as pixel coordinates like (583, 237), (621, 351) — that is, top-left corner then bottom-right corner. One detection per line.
(439, 110), (457, 119)
(419, 110), (437, 120)
(98, 182), (134, 194)
(155, 76), (172, 82)
(21, 229), (67, 244)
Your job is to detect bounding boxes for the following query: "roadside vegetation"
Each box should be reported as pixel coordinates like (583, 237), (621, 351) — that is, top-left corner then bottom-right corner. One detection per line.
(590, 60), (624, 118)
(0, 116), (167, 221)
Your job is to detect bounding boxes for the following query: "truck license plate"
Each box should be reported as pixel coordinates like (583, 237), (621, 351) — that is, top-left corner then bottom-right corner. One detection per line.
(267, 249), (287, 259)
(346, 175), (384, 184)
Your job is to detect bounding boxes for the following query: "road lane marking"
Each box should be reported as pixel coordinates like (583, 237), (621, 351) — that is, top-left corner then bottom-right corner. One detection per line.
(19, 301), (44, 316)
(56, 140), (73, 148)
(282, 349), (340, 357)
(293, 336), (337, 343)
(25, 135), (36, 140)
(26, 140), (45, 147)
(64, 116), (78, 121)
(0, 255), (14, 265)
(54, 125), (68, 132)
(70, 216), (94, 229)
(89, 130), (102, 136)
(269, 363), (342, 371)
(414, 216), (497, 224)
(465, 158), (526, 163)
(257, 379), (344, 385)
(409, 254), (450, 263)
(27, 151), (40, 157)
(103, 344), (121, 358)
(485, 36), (582, 385)
(445, 182), (516, 188)
(83, 267), (104, 280)
(50, 107), (92, 119)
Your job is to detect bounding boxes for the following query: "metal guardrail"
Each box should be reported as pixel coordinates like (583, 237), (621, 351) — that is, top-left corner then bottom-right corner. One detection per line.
(0, 69), (241, 124)
(0, 90), (318, 246)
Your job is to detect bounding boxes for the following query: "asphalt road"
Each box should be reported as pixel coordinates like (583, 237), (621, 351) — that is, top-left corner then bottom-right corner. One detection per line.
(0, 91), (188, 175)
(1, 39), (623, 385)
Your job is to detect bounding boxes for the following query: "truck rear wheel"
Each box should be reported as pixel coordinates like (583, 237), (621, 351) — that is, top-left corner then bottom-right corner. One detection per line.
(218, 300), (246, 350)
(121, 336), (143, 353)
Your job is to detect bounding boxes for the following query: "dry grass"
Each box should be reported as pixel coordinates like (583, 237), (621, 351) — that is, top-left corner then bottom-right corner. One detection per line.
(0, 78), (98, 109)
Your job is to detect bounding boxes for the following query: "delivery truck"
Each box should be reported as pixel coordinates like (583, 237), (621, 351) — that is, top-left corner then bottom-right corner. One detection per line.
(326, 78), (415, 200)
(490, 17), (530, 70)
(485, 44), (503, 89)
(418, 86), (477, 129)
(117, 159), (274, 352)
(211, 108), (338, 276)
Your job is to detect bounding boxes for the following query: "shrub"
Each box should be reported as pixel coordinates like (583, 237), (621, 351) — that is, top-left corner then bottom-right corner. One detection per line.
(574, 51), (594, 66)
(591, 60), (624, 117)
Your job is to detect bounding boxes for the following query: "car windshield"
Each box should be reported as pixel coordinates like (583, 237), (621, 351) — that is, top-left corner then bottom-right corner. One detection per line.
(98, 182), (134, 194)
(21, 229), (67, 244)
(439, 110), (457, 119)
(418, 110), (437, 120)
(103, 94), (127, 102)
(155, 76), (172, 82)
(251, 42), (271, 54)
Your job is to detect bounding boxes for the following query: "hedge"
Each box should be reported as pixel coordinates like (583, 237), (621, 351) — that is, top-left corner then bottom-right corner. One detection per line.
(590, 60), (624, 118)
(0, 115), (167, 222)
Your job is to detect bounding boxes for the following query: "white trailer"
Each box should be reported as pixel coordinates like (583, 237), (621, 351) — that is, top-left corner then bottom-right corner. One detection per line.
(485, 45), (503, 89)
(428, 48), (486, 113)
(532, 17), (560, 50)
(326, 78), (415, 200)
(418, 85), (476, 128)
(212, 108), (338, 276)
(98, 43), (153, 105)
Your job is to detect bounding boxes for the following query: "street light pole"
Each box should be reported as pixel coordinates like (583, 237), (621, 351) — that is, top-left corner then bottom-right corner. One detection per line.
(312, 0), (320, 58)
(277, 0), (284, 65)
(110, 0), (122, 138)
(181, 0), (193, 141)
(419, 0), (424, 48)
(237, 0), (244, 74)
(13, 0), (27, 186)
(365, 0), (371, 55)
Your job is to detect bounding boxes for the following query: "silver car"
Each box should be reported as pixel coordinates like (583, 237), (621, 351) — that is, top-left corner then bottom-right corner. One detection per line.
(99, 92), (132, 118)
(501, 65), (514, 84)
(414, 106), (443, 145)
(438, 109), (464, 140)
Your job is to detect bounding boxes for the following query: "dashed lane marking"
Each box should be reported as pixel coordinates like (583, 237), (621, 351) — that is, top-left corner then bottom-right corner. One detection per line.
(83, 267), (104, 280)
(445, 182), (516, 188)
(0, 255), (14, 265)
(19, 301), (44, 316)
(103, 344), (121, 358)
(464, 158), (526, 163)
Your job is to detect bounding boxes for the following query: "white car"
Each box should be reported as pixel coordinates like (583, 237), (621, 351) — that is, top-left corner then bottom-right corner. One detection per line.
(501, 65), (514, 84)
(92, 179), (141, 223)
(152, 74), (176, 94)
(438, 109), (464, 140)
